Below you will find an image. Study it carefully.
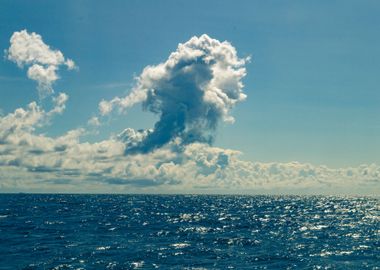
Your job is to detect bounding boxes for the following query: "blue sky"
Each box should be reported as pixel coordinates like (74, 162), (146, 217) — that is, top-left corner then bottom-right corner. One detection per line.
(0, 1), (379, 194)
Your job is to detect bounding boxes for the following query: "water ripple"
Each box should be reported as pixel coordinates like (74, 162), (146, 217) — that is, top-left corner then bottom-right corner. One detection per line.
(0, 194), (378, 269)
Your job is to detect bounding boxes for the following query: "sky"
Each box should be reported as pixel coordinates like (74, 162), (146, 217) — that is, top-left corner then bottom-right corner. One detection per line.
(0, 0), (379, 194)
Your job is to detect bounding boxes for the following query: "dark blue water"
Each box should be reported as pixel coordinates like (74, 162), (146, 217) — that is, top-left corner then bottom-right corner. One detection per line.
(0, 194), (378, 269)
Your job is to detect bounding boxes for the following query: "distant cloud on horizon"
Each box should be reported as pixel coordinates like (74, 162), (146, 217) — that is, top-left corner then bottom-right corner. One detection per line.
(0, 30), (379, 194)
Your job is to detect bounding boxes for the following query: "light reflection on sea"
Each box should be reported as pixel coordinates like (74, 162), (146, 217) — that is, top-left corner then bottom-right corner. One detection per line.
(0, 194), (378, 269)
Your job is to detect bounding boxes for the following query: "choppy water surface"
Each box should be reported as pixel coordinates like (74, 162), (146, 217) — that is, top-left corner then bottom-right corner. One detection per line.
(0, 194), (379, 269)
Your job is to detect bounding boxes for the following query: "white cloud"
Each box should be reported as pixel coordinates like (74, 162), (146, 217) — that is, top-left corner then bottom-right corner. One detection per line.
(6, 30), (65, 67)
(26, 64), (58, 97)
(1, 33), (379, 194)
(99, 99), (115, 115)
(48, 92), (69, 116)
(99, 34), (249, 153)
(65, 59), (76, 70)
(100, 34), (247, 120)
(0, 93), (69, 146)
(6, 30), (76, 98)
(87, 116), (101, 127)
(0, 110), (378, 194)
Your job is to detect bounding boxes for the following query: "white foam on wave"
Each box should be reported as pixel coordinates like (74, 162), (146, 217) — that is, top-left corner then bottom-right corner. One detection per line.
(171, 243), (190, 249)
(96, 246), (110, 251)
(131, 261), (144, 268)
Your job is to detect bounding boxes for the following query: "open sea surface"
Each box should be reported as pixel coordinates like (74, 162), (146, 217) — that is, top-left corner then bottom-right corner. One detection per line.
(0, 194), (378, 269)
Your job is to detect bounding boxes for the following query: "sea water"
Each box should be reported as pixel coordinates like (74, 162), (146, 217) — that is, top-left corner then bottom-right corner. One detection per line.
(0, 194), (378, 269)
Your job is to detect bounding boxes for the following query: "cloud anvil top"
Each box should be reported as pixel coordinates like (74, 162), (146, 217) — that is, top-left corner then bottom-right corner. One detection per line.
(0, 30), (379, 194)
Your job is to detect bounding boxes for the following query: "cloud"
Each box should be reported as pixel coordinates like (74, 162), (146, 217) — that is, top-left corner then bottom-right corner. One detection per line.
(1, 32), (379, 194)
(49, 92), (69, 115)
(0, 97), (378, 194)
(87, 116), (101, 127)
(5, 30), (76, 98)
(0, 93), (70, 146)
(99, 34), (249, 153)
(0, 99), (378, 194)
(26, 64), (58, 96)
(0, 121), (378, 194)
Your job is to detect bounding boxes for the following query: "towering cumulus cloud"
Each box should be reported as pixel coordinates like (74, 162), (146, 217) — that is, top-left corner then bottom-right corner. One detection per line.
(6, 30), (76, 98)
(100, 34), (249, 153)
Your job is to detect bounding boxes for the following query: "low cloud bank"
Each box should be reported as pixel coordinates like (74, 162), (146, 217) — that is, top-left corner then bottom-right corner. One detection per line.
(0, 106), (378, 194)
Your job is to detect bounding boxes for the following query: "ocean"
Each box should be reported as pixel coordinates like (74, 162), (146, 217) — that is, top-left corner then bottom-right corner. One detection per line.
(0, 194), (378, 269)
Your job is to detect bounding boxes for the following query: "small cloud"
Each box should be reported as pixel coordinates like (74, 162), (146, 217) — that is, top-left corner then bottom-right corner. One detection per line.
(88, 116), (101, 127)
(0, 92), (70, 146)
(65, 59), (76, 70)
(5, 30), (77, 98)
(47, 92), (69, 117)
(99, 99), (114, 116)
(26, 64), (58, 97)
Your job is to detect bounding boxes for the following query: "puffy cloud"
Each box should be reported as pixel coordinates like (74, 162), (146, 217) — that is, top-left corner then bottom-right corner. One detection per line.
(99, 85), (147, 115)
(0, 122), (379, 194)
(1, 33), (379, 194)
(100, 34), (249, 153)
(0, 93), (69, 145)
(6, 30), (76, 97)
(65, 59), (76, 70)
(87, 116), (101, 127)
(26, 64), (58, 96)
(0, 99), (378, 194)
(50, 92), (69, 115)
